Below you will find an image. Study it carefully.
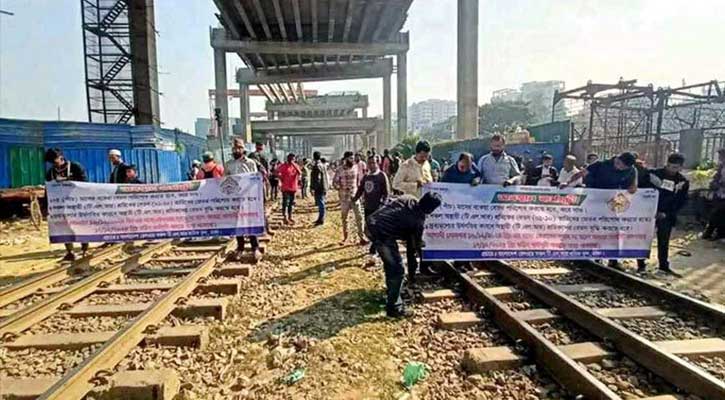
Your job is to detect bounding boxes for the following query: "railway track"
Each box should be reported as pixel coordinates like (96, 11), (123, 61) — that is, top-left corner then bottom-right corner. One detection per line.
(0, 211), (277, 399)
(410, 259), (725, 399)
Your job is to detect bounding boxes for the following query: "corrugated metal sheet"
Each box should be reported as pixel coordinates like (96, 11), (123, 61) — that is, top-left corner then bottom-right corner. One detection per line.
(0, 119), (43, 146)
(0, 143), (10, 188)
(529, 120), (571, 144)
(0, 118), (207, 188)
(10, 146), (45, 187)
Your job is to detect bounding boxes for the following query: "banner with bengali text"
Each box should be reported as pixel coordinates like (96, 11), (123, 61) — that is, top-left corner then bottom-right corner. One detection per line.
(47, 173), (265, 243)
(422, 183), (659, 260)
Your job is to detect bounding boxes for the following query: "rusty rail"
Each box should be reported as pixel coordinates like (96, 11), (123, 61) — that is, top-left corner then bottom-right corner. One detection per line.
(0, 243), (125, 309)
(0, 241), (172, 336)
(488, 260), (725, 400)
(438, 262), (621, 399)
(38, 239), (236, 400)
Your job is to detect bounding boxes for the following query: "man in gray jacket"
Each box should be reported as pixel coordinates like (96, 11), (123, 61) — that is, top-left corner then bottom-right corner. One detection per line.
(225, 137), (262, 262)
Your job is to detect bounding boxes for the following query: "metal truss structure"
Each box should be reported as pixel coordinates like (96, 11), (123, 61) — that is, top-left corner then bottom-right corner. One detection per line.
(554, 79), (725, 165)
(81, 0), (134, 124)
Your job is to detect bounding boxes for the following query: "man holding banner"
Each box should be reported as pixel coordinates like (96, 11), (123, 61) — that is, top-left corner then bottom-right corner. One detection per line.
(226, 137), (263, 262)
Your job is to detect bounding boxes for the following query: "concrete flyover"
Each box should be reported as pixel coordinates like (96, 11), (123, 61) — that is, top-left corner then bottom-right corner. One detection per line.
(210, 0), (413, 150)
(251, 117), (381, 136)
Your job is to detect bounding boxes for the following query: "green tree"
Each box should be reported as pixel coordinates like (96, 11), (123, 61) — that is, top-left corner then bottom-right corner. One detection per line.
(478, 101), (534, 136)
(391, 134), (422, 159)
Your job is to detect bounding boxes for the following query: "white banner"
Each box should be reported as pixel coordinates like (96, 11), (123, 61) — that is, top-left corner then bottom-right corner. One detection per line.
(422, 183), (659, 260)
(47, 174), (265, 243)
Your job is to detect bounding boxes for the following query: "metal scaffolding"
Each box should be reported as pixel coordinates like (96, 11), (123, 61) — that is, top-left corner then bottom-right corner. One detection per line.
(554, 78), (725, 165)
(81, 0), (134, 124)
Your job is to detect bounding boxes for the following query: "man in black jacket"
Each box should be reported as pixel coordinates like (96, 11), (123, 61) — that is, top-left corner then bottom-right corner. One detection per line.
(525, 154), (558, 186)
(108, 149), (129, 183)
(367, 192), (442, 318)
(309, 151), (329, 226)
(44, 148), (89, 261)
(639, 153), (689, 275)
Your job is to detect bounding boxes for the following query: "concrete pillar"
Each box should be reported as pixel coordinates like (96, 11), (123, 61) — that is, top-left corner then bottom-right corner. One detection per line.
(382, 72), (392, 150)
(397, 51), (408, 143)
(128, 0), (160, 126)
(267, 111), (274, 121)
(362, 107), (368, 118)
(213, 48), (230, 142)
(239, 83), (251, 143)
(456, 0), (478, 140)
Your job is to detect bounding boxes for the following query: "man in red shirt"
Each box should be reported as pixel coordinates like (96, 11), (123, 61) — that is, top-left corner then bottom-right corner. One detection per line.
(278, 153), (302, 224)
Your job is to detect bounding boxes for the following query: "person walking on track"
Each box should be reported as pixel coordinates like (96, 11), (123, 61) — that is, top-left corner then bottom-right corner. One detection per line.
(333, 151), (367, 245)
(278, 153), (302, 225)
(310, 151), (330, 226)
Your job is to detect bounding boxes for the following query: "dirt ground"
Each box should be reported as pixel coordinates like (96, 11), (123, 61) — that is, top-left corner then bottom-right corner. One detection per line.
(0, 197), (722, 399)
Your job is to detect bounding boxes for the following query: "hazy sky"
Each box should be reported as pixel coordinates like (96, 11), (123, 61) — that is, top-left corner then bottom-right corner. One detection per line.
(0, 0), (723, 134)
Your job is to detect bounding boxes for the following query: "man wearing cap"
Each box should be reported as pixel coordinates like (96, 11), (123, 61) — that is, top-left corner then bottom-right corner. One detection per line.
(108, 149), (129, 184)
(225, 137), (262, 262)
(196, 151), (224, 179)
(367, 192), (443, 318)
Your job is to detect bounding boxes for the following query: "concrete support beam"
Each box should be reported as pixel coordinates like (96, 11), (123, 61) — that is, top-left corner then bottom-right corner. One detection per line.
(382, 71), (392, 150)
(128, 0), (161, 126)
(397, 50), (408, 143)
(212, 38), (409, 56)
(239, 82), (251, 142)
(456, 0), (479, 140)
(237, 58), (393, 84)
(213, 47), (230, 142)
(252, 117), (379, 133)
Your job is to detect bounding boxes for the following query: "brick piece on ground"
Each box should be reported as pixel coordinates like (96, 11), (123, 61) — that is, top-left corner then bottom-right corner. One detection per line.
(437, 312), (482, 330)
(596, 306), (667, 320)
(655, 338), (725, 359)
(462, 347), (525, 373)
(88, 369), (180, 400)
(421, 289), (458, 303)
(514, 309), (559, 323)
(558, 342), (612, 364)
(0, 376), (57, 399)
(216, 263), (251, 277)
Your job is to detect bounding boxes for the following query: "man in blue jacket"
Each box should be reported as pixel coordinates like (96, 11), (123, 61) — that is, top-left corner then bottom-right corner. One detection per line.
(442, 152), (480, 185)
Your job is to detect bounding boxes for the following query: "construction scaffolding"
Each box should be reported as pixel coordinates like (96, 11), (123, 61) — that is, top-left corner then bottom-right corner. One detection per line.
(81, 0), (135, 124)
(81, 0), (160, 125)
(554, 79), (725, 166)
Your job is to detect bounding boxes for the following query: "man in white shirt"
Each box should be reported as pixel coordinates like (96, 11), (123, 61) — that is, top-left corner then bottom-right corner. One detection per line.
(559, 155), (583, 187)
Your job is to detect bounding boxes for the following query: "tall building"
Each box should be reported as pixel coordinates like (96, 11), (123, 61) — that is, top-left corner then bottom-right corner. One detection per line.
(408, 99), (457, 131)
(491, 81), (568, 124)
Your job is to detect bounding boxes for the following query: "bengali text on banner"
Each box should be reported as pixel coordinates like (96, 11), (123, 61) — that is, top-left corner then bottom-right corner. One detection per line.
(46, 173), (265, 243)
(422, 183), (659, 260)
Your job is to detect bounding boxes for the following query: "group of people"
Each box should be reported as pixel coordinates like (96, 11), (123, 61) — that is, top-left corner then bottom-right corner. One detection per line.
(43, 147), (144, 261)
(41, 135), (725, 319)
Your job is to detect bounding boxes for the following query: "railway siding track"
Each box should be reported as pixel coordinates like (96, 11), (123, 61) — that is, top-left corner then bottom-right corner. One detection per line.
(0, 243), (126, 311)
(0, 239), (251, 399)
(431, 259), (725, 400)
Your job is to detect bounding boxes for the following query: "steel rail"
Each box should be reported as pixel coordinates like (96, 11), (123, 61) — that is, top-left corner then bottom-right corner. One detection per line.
(577, 260), (725, 328)
(439, 262), (621, 399)
(487, 260), (725, 400)
(39, 239), (236, 400)
(0, 243), (125, 309)
(0, 241), (172, 336)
